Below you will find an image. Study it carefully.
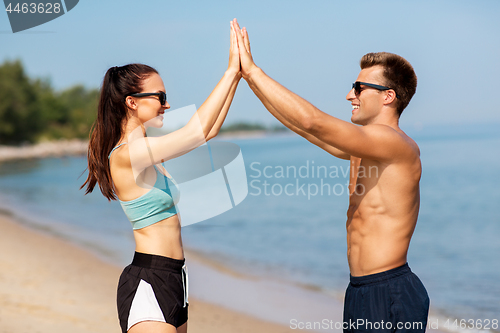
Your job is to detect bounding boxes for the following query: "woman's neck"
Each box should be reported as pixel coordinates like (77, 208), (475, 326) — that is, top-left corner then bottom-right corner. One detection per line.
(122, 117), (146, 143)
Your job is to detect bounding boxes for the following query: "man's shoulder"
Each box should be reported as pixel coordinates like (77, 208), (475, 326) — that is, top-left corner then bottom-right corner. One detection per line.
(363, 124), (420, 161)
(396, 129), (420, 158)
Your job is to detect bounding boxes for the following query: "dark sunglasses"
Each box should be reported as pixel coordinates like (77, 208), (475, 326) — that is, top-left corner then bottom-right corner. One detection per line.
(352, 81), (400, 99)
(126, 91), (167, 106)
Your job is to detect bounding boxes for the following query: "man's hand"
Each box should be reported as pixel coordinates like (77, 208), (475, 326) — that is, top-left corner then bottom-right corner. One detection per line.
(231, 18), (258, 79)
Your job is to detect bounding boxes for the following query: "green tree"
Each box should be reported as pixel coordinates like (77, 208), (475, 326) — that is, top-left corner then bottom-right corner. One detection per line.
(0, 59), (41, 143)
(37, 84), (98, 140)
(0, 59), (99, 143)
(59, 85), (98, 139)
(34, 78), (69, 140)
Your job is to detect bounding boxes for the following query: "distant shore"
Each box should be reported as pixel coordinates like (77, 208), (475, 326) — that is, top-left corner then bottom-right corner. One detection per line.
(216, 129), (292, 140)
(0, 139), (88, 162)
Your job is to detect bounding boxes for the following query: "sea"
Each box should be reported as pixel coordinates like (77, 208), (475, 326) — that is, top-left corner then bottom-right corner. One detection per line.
(0, 123), (498, 331)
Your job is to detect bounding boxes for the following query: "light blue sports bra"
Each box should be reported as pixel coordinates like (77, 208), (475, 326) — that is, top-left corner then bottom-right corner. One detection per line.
(108, 143), (180, 230)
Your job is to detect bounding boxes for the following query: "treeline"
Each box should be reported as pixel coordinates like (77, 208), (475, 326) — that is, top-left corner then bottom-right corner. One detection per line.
(0, 59), (98, 144)
(220, 122), (288, 133)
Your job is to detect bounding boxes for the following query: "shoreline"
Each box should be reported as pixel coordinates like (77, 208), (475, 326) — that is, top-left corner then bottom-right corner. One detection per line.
(0, 139), (88, 162)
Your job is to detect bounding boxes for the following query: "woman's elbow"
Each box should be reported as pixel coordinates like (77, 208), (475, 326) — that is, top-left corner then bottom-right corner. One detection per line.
(205, 129), (219, 142)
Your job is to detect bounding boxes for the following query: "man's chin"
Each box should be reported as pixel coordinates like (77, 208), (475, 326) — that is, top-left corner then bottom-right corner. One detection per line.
(351, 116), (362, 125)
(351, 115), (370, 126)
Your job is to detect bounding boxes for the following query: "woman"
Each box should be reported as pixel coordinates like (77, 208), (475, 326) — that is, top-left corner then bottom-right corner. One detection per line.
(81, 22), (241, 333)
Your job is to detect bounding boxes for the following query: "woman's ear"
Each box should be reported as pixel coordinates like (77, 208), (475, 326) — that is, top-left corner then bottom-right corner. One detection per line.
(125, 96), (137, 110)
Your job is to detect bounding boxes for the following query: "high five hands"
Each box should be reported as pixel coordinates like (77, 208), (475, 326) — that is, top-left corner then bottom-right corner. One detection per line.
(230, 18), (258, 80)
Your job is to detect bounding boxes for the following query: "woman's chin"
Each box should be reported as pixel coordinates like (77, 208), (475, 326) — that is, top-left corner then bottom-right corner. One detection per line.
(145, 116), (164, 128)
(151, 121), (163, 128)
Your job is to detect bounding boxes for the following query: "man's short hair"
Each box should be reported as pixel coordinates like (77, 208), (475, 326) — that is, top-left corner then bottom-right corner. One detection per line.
(360, 52), (417, 116)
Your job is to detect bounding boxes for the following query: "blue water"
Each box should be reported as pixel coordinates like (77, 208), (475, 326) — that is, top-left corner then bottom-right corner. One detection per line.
(0, 124), (498, 326)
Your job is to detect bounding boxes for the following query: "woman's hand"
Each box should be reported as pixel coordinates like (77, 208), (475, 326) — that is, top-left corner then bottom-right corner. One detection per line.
(227, 20), (240, 75)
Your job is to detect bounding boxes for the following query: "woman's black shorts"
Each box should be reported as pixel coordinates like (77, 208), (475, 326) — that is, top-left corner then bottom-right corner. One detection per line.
(117, 252), (188, 332)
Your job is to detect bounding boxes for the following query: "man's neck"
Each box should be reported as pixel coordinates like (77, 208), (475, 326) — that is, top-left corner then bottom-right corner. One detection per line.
(366, 112), (400, 130)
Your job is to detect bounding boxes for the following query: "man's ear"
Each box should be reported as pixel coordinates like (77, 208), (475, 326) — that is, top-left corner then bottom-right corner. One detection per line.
(383, 90), (397, 105)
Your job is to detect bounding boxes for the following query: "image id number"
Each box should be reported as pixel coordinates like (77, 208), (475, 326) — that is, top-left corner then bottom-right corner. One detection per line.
(444, 319), (498, 330)
(5, 3), (61, 14)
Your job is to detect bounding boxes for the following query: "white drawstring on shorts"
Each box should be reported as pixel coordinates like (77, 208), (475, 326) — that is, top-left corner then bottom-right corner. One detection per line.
(181, 263), (189, 307)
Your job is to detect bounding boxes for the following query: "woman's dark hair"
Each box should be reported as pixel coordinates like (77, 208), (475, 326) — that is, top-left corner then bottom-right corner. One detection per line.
(81, 64), (158, 200)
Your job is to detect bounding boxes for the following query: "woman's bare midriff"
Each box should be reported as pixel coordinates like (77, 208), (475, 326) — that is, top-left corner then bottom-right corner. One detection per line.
(132, 215), (184, 260)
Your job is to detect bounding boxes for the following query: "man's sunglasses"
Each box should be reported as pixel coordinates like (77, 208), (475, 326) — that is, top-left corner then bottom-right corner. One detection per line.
(352, 82), (400, 99)
(126, 91), (167, 106)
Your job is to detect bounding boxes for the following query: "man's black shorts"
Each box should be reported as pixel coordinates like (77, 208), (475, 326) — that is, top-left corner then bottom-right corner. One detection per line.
(343, 263), (429, 332)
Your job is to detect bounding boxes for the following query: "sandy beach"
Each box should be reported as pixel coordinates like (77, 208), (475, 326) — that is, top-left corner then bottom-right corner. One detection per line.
(0, 214), (301, 333)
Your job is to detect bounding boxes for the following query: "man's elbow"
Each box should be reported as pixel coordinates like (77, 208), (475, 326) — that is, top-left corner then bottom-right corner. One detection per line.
(301, 119), (314, 132)
(300, 112), (319, 133)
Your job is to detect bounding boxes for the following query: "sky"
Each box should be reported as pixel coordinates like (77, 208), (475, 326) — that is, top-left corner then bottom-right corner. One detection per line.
(1, 0), (499, 130)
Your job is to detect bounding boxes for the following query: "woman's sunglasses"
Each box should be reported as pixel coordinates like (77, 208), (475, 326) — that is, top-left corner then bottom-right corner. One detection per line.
(352, 81), (400, 99)
(126, 91), (167, 106)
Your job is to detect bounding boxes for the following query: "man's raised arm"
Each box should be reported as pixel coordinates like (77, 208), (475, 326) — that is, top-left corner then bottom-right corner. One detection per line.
(246, 77), (350, 160)
(232, 19), (409, 163)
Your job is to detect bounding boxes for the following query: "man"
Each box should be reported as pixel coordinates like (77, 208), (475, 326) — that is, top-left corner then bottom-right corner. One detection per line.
(230, 19), (429, 332)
